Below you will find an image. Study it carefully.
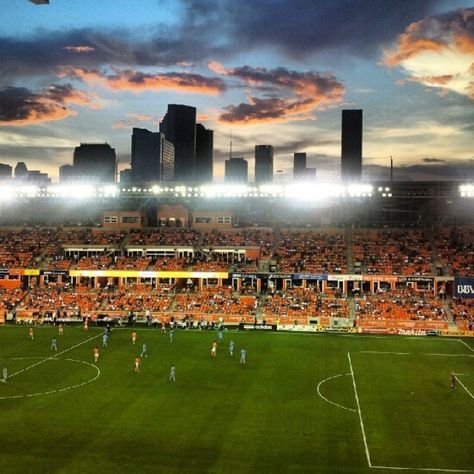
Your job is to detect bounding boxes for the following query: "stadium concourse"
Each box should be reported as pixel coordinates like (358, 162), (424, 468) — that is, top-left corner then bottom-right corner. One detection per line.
(0, 225), (473, 336)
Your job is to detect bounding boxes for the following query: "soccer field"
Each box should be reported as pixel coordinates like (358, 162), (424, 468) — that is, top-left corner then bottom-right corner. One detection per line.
(0, 326), (473, 474)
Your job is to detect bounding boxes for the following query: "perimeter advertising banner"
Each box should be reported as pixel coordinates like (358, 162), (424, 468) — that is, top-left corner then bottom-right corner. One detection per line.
(454, 277), (474, 298)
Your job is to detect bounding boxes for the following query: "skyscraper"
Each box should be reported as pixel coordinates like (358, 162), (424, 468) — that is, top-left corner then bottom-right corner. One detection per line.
(0, 163), (12, 179)
(160, 104), (196, 181)
(59, 164), (75, 182)
(131, 128), (174, 183)
(14, 162), (28, 179)
(195, 123), (213, 182)
(225, 157), (248, 183)
(293, 152), (307, 179)
(255, 145), (274, 183)
(73, 143), (116, 183)
(341, 109), (363, 181)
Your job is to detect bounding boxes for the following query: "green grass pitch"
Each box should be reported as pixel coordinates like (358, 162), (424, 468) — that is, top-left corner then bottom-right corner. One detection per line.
(0, 326), (473, 473)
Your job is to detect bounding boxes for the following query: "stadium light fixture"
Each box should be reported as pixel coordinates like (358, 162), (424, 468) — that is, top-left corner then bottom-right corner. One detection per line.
(47, 183), (95, 199)
(459, 184), (474, 198)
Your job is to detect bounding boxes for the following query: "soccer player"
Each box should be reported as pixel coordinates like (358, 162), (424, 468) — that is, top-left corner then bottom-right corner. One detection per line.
(2, 366), (7, 383)
(240, 347), (247, 364)
(218, 328), (224, 343)
(450, 372), (457, 390)
(161, 320), (166, 334)
(134, 355), (141, 373)
(102, 332), (108, 347)
(93, 346), (100, 363)
(141, 342), (148, 358)
(229, 340), (235, 357)
(58, 323), (64, 336)
(169, 365), (176, 383)
(169, 329), (175, 343)
(131, 330), (137, 345)
(51, 337), (58, 352)
(211, 341), (217, 358)
(28, 327), (34, 340)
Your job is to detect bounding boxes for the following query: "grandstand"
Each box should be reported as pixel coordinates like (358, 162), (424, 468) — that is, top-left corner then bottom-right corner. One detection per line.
(0, 216), (472, 335)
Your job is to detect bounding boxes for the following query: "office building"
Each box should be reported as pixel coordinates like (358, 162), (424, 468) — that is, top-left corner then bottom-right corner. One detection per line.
(341, 109), (363, 181)
(160, 104), (196, 181)
(73, 143), (116, 183)
(131, 128), (174, 182)
(293, 152), (316, 180)
(255, 145), (273, 183)
(14, 162), (28, 179)
(59, 164), (75, 182)
(293, 153), (307, 179)
(225, 157), (248, 183)
(0, 163), (12, 179)
(195, 123), (213, 182)
(120, 169), (132, 185)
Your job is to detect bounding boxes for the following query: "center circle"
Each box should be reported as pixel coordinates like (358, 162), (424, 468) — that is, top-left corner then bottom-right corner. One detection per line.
(0, 357), (100, 400)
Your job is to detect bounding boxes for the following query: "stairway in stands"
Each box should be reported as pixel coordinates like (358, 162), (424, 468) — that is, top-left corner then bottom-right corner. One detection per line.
(442, 298), (458, 329)
(345, 224), (354, 273)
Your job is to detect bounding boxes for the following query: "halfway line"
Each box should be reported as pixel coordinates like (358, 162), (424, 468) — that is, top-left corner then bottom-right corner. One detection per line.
(348, 351), (372, 468)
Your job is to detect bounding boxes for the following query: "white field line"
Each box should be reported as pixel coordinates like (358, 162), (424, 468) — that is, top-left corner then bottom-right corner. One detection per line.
(360, 351), (411, 355)
(0, 358), (100, 400)
(8, 333), (101, 379)
(371, 465), (474, 472)
(456, 376), (474, 401)
(359, 351), (474, 358)
(356, 351), (474, 473)
(458, 339), (474, 353)
(347, 351), (372, 468)
(316, 373), (356, 413)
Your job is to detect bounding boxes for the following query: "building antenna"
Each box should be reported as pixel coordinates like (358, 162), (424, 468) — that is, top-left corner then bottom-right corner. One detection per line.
(229, 131), (233, 160)
(390, 155), (393, 182)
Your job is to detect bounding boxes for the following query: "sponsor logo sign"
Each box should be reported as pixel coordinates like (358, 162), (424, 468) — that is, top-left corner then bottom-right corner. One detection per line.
(454, 277), (474, 298)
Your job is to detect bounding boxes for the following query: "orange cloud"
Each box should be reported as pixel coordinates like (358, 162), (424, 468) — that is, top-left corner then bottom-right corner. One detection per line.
(382, 8), (474, 100)
(112, 112), (155, 129)
(209, 62), (344, 124)
(197, 113), (211, 122)
(62, 46), (95, 53)
(405, 75), (454, 85)
(383, 36), (445, 67)
(61, 67), (226, 95)
(0, 84), (100, 126)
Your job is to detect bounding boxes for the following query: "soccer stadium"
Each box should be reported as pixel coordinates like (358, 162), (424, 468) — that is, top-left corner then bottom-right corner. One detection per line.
(2, 1), (474, 472)
(0, 183), (473, 473)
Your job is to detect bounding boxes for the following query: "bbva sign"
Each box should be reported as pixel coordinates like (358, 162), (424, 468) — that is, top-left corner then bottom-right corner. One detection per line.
(454, 278), (474, 298)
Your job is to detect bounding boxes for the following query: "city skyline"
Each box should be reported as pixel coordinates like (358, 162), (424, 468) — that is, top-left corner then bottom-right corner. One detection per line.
(0, 0), (473, 182)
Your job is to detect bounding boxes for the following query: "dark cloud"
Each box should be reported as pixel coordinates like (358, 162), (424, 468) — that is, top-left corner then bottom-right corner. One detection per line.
(195, 0), (438, 59)
(0, 1), (440, 83)
(0, 84), (99, 126)
(212, 64), (345, 124)
(60, 67), (226, 94)
(423, 157), (446, 163)
(364, 160), (474, 181)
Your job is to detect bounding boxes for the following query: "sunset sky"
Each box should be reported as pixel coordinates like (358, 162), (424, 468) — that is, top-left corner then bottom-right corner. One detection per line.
(0, 0), (473, 182)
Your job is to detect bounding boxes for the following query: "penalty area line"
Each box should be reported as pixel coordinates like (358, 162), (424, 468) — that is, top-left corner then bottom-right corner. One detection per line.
(456, 376), (474, 401)
(316, 373), (356, 413)
(371, 465), (474, 472)
(458, 339), (474, 354)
